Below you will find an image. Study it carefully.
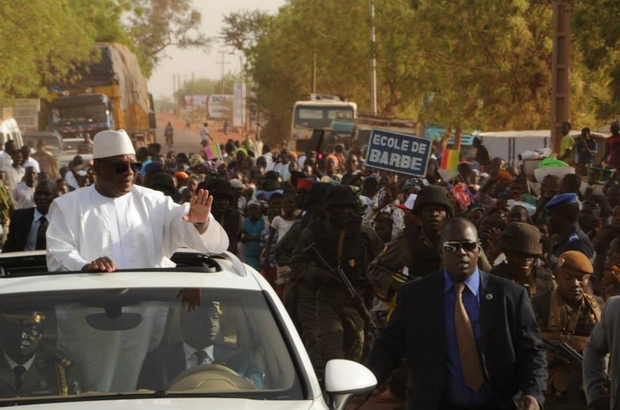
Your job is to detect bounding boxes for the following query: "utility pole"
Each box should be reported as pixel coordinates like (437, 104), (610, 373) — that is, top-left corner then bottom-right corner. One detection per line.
(312, 53), (317, 94)
(551, 1), (571, 154)
(191, 71), (195, 123)
(172, 74), (176, 113)
(216, 49), (231, 94)
(370, 0), (378, 116)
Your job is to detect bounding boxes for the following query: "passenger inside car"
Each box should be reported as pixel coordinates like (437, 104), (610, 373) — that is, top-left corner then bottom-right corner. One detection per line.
(0, 310), (82, 398)
(137, 298), (264, 391)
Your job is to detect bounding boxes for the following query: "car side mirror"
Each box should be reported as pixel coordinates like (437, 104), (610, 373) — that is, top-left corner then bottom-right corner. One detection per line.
(324, 359), (377, 410)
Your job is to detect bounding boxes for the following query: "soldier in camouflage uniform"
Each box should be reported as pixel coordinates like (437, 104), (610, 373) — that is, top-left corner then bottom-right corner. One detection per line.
(491, 222), (554, 298)
(276, 182), (330, 369)
(291, 185), (384, 367)
(532, 251), (603, 409)
(0, 311), (82, 398)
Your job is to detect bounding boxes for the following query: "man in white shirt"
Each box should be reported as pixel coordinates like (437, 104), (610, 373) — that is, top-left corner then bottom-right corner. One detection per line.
(47, 129), (229, 272)
(0, 140), (16, 173)
(47, 129), (230, 392)
(273, 149), (292, 181)
(4, 150), (24, 190)
(20, 146), (40, 173)
(200, 122), (211, 147)
(12, 166), (37, 209)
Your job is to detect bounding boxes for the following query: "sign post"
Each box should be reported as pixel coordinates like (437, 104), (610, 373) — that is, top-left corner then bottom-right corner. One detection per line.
(13, 99), (40, 131)
(365, 129), (432, 177)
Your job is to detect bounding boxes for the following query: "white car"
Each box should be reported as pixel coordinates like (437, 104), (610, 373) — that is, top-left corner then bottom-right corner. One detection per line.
(0, 250), (376, 409)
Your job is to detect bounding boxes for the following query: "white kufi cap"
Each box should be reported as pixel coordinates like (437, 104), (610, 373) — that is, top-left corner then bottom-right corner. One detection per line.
(93, 130), (136, 159)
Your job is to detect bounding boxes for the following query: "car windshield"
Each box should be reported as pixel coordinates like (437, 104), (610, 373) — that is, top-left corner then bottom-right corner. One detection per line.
(294, 105), (354, 129)
(0, 287), (303, 403)
(23, 136), (61, 153)
(51, 104), (108, 125)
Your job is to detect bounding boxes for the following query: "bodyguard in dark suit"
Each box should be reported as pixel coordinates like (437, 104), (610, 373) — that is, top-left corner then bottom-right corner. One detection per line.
(3, 180), (57, 252)
(137, 301), (263, 390)
(366, 217), (547, 410)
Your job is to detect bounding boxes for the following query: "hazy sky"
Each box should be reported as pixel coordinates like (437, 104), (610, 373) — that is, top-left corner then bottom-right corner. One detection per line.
(148, 0), (286, 99)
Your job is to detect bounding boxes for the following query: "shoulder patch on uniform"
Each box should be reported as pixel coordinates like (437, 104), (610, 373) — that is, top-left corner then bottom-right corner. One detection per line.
(568, 233), (580, 243)
(54, 352), (72, 368)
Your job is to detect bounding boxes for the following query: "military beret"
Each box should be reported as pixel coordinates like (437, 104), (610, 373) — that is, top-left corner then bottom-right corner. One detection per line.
(0, 311), (45, 325)
(557, 250), (593, 274)
(498, 222), (542, 256)
(545, 193), (579, 210)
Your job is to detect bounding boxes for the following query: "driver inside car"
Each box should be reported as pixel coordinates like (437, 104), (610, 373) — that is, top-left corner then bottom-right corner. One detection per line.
(137, 300), (264, 391)
(0, 311), (82, 398)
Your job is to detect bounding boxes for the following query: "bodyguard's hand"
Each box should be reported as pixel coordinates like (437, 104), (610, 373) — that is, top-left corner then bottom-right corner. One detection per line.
(82, 257), (118, 273)
(183, 189), (213, 229)
(518, 395), (540, 410)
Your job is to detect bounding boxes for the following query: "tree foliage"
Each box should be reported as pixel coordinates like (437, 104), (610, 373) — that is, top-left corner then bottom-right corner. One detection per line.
(0, 0), (98, 102)
(126, 0), (211, 78)
(573, 0), (620, 119)
(0, 0), (209, 105)
(221, 9), (273, 53)
(244, 0), (620, 143)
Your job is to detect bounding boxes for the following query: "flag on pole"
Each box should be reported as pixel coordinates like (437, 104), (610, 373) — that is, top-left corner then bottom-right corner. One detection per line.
(205, 143), (223, 160)
(438, 148), (460, 182)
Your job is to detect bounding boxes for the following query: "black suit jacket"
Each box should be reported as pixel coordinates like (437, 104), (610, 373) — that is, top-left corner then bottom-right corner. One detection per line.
(366, 270), (547, 410)
(3, 207), (37, 252)
(137, 342), (263, 390)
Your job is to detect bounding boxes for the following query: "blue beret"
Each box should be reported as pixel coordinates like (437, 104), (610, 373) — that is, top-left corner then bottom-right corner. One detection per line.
(545, 193), (578, 209)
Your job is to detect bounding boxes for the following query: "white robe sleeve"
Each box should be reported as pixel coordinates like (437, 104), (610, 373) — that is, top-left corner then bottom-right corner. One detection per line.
(46, 200), (89, 272)
(160, 200), (229, 256)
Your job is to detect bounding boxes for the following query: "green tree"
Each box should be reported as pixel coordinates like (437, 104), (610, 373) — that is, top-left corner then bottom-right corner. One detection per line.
(573, 0), (620, 120)
(126, 0), (211, 78)
(0, 0), (98, 102)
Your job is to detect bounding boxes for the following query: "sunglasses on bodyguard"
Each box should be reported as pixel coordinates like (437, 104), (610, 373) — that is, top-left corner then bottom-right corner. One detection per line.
(442, 241), (479, 253)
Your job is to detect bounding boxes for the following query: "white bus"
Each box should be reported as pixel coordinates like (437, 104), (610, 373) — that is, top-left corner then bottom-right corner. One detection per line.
(291, 100), (357, 141)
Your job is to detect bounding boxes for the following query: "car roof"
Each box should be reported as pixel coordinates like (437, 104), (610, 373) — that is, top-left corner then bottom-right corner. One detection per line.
(0, 251), (267, 295)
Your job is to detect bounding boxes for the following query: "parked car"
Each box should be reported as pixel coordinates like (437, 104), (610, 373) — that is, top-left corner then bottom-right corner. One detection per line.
(62, 137), (84, 155)
(0, 250), (376, 409)
(22, 131), (63, 156)
(0, 117), (23, 149)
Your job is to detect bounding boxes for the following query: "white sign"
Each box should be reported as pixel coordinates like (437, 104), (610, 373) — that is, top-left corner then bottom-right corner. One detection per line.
(233, 84), (246, 128)
(13, 99), (40, 131)
(184, 95), (208, 109)
(208, 94), (233, 120)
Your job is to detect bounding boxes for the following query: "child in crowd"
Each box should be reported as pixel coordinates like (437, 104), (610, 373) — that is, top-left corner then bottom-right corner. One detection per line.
(260, 206), (281, 290)
(264, 193), (297, 296)
(241, 200), (264, 271)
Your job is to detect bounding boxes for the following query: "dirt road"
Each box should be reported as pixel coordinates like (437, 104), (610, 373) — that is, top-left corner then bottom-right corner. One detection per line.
(154, 113), (244, 156)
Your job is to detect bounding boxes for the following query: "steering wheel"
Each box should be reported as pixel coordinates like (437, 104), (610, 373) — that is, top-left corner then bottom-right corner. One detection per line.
(168, 364), (257, 392)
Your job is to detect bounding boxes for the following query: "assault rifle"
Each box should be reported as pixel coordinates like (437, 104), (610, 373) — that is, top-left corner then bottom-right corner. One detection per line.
(543, 338), (583, 368)
(304, 243), (377, 337)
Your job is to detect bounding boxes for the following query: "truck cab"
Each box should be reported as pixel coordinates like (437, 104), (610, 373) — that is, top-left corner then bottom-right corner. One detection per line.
(50, 93), (115, 138)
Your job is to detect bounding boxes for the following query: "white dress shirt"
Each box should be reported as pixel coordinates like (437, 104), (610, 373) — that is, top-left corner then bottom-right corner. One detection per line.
(25, 209), (47, 251)
(183, 343), (214, 369)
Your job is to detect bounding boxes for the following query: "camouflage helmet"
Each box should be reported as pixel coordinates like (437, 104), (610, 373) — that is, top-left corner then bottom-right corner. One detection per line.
(412, 185), (454, 216)
(498, 222), (542, 256)
(324, 185), (358, 208)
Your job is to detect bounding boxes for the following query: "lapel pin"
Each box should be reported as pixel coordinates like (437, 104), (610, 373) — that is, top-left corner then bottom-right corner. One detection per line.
(485, 294), (493, 300)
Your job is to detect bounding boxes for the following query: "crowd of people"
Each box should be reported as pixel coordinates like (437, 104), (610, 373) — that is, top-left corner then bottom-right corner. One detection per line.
(4, 123), (620, 409)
